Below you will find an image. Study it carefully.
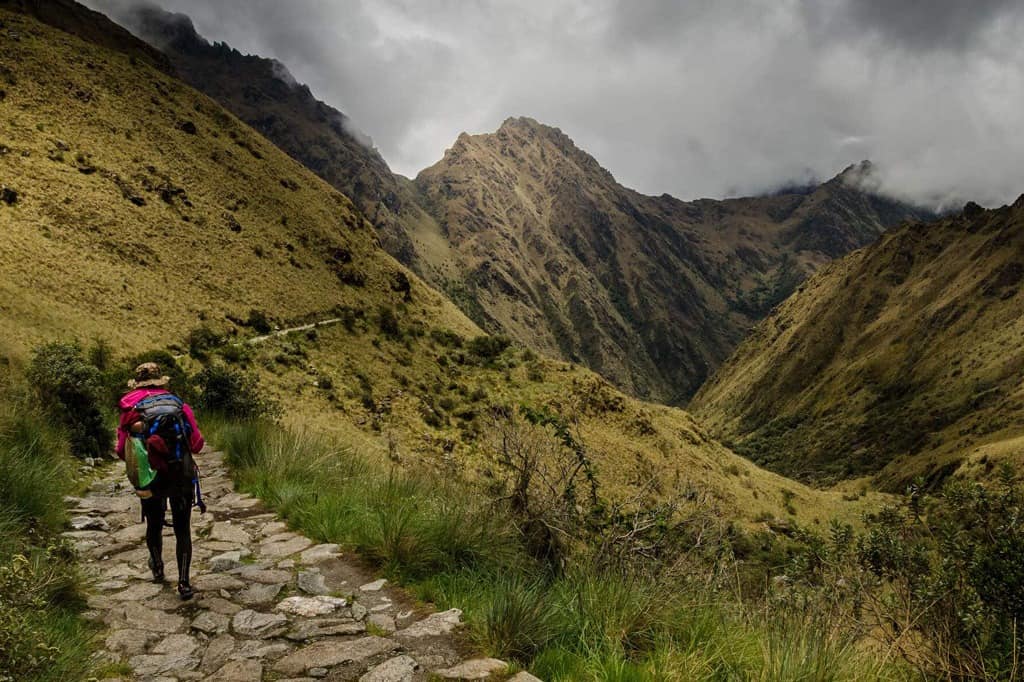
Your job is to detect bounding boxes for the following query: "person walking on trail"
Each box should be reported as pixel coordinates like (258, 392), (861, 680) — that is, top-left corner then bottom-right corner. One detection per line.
(116, 362), (205, 600)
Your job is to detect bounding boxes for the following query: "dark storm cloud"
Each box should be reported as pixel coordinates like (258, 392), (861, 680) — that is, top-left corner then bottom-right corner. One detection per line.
(825, 0), (1023, 51)
(86, 0), (1024, 209)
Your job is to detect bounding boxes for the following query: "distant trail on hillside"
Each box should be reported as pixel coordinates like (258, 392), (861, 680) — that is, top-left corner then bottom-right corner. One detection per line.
(245, 318), (343, 345)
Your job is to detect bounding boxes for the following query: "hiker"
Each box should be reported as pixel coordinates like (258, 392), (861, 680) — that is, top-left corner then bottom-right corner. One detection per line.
(115, 362), (205, 600)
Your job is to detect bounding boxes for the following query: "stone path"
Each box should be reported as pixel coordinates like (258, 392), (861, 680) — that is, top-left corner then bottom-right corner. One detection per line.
(66, 448), (542, 682)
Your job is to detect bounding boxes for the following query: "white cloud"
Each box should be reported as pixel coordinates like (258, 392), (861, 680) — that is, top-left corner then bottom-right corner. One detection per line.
(87, 0), (1024, 208)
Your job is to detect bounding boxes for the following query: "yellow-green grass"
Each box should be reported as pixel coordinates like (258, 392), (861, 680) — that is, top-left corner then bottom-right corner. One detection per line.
(0, 9), (886, 526)
(0, 362), (98, 681)
(693, 200), (1024, 491)
(209, 417), (908, 682)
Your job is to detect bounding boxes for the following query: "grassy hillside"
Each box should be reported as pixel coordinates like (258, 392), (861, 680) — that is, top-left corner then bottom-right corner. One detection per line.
(93, 6), (930, 406)
(0, 7), (889, 528)
(693, 199), (1024, 490)
(414, 120), (928, 403)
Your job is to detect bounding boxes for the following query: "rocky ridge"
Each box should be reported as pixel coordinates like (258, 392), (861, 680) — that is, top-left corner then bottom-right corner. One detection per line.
(68, 449), (540, 681)
(93, 6), (931, 404)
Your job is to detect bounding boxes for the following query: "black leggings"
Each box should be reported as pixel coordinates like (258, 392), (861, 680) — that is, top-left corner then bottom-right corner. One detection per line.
(141, 490), (193, 585)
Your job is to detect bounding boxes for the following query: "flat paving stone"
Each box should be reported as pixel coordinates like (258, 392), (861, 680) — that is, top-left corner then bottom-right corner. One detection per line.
(433, 658), (509, 680)
(360, 655), (419, 682)
(397, 609), (463, 639)
(231, 609), (288, 638)
(192, 610), (231, 635)
(209, 522), (252, 544)
(299, 543), (341, 564)
(275, 595), (347, 617)
(206, 658), (262, 681)
(259, 535), (313, 557)
(200, 634), (236, 673)
(273, 636), (401, 676)
(192, 574), (246, 592)
(236, 581), (284, 605)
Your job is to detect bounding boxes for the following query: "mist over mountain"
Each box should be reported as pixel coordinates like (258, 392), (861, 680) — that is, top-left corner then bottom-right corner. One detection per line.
(73, 4), (929, 404)
(85, 0), (1024, 210)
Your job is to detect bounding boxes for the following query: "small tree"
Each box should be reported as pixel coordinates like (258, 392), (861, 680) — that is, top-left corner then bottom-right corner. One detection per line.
(27, 342), (110, 458)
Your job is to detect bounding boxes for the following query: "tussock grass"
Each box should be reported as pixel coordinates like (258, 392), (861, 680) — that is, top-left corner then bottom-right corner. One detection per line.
(0, 379), (96, 681)
(212, 418), (905, 681)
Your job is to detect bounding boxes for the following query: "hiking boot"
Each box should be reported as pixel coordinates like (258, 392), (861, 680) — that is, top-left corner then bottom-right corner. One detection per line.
(149, 558), (165, 583)
(177, 581), (194, 601)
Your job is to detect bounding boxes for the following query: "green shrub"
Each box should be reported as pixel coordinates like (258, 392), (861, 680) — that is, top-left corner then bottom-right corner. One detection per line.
(26, 342), (110, 459)
(194, 363), (279, 420)
(186, 323), (222, 359)
(377, 306), (401, 339)
(0, 372), (95, 681)
(467, 335), (512, 364)
(245, 309), (273, 334)
(0, 403), (73, 532)
(430, 329), (464, 348)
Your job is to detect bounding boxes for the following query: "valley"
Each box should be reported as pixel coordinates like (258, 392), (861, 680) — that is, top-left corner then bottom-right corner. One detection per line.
(1, 2), (1022, 680)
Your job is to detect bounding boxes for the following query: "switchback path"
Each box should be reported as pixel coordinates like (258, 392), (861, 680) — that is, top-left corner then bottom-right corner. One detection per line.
(65, 448), (540, 682)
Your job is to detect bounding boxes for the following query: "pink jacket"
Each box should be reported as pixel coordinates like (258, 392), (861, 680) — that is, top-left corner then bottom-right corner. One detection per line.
(116, 388), (205, 460)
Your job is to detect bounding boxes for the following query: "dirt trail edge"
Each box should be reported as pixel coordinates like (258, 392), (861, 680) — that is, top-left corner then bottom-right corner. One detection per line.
(65, 447), (540, 682)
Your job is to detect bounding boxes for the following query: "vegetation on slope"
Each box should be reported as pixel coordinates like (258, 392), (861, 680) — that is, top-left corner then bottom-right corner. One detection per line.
(211, 417), (906, 682)
(693, 198), (1024, 490)
(412, 121), (930, 403)
(0, 344), (101, 681)
(88, 5), (930, 405)
(0, 6), (885, 527)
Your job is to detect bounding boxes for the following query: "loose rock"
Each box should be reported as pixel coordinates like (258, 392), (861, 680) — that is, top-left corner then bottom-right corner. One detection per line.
(297, 570), (329, 595)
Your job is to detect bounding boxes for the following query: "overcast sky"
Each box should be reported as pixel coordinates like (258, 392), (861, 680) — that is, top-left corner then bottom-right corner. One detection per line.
(87, 0), (1024, 209)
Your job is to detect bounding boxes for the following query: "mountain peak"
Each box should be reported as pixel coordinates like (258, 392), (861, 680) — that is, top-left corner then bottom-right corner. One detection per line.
(832, 159), (876, 186)
(125, 5), (208, 54)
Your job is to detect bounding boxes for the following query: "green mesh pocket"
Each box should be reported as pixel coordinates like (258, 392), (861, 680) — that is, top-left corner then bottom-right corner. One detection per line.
(125, 436), (157, 489)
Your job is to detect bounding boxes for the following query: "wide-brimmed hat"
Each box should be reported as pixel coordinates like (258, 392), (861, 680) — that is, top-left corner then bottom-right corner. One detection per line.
(128, 362), (170, 389)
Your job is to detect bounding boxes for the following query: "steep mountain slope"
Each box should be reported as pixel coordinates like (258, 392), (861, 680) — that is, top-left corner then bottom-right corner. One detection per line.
(110, 5), (451, 277)
(0, 7), (886, 525)
(94, 6), (929, 405)
(415, 120), (930, 402)
(692, 198), (1024, 489)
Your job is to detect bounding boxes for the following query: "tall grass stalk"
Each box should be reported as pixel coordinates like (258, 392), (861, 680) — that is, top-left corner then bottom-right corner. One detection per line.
(210, 418), (907, 681)
(0, 385), (97, 680)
